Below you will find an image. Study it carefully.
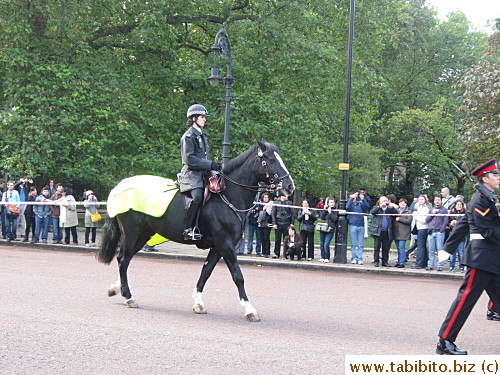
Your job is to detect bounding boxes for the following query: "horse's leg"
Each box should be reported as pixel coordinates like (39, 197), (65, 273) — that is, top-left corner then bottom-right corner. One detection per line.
(192, 249), (222, 314)
(222, 251), (260, 322)
(115, 217), (153, 308)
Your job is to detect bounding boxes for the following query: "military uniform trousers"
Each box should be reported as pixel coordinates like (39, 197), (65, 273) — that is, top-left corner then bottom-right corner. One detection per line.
(438, 267), (500, 342)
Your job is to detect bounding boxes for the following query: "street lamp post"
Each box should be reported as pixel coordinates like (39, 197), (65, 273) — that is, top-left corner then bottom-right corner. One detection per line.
(207, 23), (234, 165)
(334, 0), (355, 264)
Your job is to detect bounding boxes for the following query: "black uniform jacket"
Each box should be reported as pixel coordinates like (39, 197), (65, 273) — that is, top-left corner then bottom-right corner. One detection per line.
(444, 191), (500, 275)
(178, 126), (212, 192)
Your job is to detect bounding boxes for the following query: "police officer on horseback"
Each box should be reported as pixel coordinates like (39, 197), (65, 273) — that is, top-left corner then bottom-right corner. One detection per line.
(179, 104), (222, 241)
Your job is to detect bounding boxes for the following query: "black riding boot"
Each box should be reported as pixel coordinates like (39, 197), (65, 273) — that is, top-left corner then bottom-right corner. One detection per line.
(183, 200), (202, 241)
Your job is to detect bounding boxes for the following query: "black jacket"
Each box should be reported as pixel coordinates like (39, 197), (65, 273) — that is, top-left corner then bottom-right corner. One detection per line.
(178, 126), (212, 192)
(444, 190), (500, 275)
(272, 200), (295, 226)
(320, 209), (339, 230)
(369, 205), (398, 238)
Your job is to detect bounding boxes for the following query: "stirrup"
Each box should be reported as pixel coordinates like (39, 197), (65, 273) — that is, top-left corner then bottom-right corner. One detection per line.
(183, 227), (202, 241)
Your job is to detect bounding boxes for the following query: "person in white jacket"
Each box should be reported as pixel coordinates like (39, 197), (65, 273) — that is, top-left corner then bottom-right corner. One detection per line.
(410, 195), (431, 269)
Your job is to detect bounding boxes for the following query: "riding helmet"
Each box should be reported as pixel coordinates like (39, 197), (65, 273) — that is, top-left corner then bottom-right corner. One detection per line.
(187, 104), (209, 119)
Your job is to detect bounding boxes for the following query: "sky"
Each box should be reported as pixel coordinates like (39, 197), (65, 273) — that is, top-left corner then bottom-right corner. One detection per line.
(427, 0), (499, 32)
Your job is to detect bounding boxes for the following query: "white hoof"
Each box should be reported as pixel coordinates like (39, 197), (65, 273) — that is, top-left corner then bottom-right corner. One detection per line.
(245, 313), (261, 322)
(124, 298), (138, 308)
(241, 299), (259, 321)
(192, 304), (207, 314)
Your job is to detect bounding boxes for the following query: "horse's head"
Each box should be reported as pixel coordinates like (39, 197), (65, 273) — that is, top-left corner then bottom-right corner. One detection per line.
(256, 140), (295, 196)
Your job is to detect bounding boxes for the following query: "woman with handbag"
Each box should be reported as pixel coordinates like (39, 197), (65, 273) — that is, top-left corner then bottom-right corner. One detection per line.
(84, 190), (101, 247)
(257, 192), (274, 258)
(317, 198), (338, 263)
(297, 200), (317, 260)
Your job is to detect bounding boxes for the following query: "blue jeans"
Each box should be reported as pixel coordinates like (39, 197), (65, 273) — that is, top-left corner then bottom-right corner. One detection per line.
(415, 229), (429, 268)
(449, 241), (465, 270)
(349, 225), (365, 262)
(6, 215), (18, 240)
(34, 215), (50, 241)
(428, 231), (445, 269)
(52, 217), (63, 241)
(395, 240), (407, 265)
(319, 231), (334, 260)
(1, 209), (7, 238)
(247, 224), (262, 254)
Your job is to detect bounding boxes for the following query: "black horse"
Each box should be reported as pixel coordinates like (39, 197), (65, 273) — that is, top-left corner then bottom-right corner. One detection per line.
(96, 140), (295, 321)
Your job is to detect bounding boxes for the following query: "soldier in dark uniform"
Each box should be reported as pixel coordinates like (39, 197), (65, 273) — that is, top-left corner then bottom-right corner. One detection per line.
(436, 159), (500, 355)
(179, 104), (222, 241)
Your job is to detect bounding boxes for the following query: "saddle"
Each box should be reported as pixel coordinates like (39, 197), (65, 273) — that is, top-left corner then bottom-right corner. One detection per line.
(203, 171), (226, 206)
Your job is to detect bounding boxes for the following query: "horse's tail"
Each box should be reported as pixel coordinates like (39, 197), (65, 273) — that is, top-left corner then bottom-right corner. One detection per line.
(97, 217), (121, 264)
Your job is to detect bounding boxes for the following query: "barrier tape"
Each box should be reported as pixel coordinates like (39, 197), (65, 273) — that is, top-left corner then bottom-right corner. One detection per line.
(0, 201), (107, 206)
(253, 201), (464, 217)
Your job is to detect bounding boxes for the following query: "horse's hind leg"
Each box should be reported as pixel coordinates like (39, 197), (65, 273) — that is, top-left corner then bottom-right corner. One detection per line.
(223, 252), (260, 322)
(115, 218), (152, 308)
(192, 249), (221, 314)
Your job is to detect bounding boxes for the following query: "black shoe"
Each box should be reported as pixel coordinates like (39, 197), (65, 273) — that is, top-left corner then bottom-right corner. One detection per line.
(272, 255), (279, 259)
(411, 265), (423, 269)
(437, 267), (443, 271)
(382, 263), (392, 267)
(264, 254), (270, 258)
(31, 240), (39, 244)
(374, 262), (379, 267)
(22, 238), (29, 243)
(487, 310), (500, 321)
(436, 338), (467, 355)
(425, 267), (433, 271)
(143, 246), (158, 252)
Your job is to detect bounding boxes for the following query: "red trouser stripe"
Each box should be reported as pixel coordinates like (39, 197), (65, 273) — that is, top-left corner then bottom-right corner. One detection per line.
(442, 268), (477, 339)
(488, 301), (494, 310)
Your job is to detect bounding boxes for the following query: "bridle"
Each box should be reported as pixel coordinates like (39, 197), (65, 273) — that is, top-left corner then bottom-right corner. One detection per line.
(219, 148), (290, 192)
(217, 148), (290, 214)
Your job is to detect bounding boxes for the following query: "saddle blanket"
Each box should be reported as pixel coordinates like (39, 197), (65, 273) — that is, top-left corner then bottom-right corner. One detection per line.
(107, 175), (179, 246)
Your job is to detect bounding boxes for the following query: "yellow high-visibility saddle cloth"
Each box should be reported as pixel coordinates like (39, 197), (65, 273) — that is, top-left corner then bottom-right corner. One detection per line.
(107, 175), (179, 246)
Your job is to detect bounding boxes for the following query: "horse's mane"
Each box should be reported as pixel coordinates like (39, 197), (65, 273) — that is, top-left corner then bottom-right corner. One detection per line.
(223, 141), (279, 174)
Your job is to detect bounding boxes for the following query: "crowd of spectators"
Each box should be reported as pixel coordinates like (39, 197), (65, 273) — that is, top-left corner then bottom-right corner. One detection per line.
(1, 176), (471, 272)
(0, 178), (100, 247)
(238, 187), (469, 272)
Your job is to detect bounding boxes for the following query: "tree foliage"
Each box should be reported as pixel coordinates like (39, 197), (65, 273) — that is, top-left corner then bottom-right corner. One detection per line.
(455, 32), (500, 169)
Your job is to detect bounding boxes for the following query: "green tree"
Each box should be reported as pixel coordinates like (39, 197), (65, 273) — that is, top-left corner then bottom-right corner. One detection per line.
(455, 32), (500, 168)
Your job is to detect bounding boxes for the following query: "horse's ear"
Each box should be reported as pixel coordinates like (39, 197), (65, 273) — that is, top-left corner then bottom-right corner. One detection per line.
(256, 140), (267, 152)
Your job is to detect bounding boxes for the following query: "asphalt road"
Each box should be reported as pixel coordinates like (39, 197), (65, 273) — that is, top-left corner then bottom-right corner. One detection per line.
(1, 246), (498, 374)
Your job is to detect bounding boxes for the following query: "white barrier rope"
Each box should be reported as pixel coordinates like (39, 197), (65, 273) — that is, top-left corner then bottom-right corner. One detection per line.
(0, 201), (107, 206)
(253, 201), (465, 217)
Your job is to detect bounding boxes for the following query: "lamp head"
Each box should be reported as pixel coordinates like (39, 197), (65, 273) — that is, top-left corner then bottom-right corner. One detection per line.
(207, 65), (220, 86)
